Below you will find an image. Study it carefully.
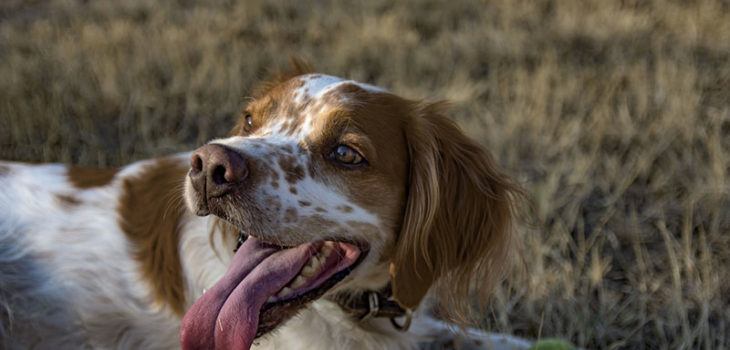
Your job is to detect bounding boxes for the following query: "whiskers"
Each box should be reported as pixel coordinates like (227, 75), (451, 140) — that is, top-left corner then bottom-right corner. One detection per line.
(162, 180), (187, 220)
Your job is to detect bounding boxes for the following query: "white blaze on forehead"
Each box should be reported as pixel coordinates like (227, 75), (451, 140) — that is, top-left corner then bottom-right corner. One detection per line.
(291, 74), (388, 140)
(210, 136), (298, 158)
(294, 74), (386, 104)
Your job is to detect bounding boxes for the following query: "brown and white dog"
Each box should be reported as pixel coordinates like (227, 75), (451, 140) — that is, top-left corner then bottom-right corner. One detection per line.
(0, 66), (529, 349)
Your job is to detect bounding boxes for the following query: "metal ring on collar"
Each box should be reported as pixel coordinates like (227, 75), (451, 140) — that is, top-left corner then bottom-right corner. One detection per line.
(390, 308), (412, 332)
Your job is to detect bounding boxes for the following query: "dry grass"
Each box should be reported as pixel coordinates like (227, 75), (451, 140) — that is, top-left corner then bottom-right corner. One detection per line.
(1, 0), (729, 348)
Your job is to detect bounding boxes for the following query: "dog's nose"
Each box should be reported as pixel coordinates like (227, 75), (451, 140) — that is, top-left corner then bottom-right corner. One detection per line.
(189, 144), (248, 198)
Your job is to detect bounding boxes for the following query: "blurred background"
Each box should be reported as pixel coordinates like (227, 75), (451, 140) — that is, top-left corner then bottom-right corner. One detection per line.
(1, 0), (728, 348)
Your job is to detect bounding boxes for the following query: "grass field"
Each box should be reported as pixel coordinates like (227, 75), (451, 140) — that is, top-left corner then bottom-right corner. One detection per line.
(1, 0), (729, 348)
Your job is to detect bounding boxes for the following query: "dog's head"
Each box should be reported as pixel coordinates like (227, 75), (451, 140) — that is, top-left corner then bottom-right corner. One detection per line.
(180, 65), (521, 349)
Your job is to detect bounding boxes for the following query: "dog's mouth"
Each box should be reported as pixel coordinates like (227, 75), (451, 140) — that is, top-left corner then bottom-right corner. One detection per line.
(181, 235), (367, 350)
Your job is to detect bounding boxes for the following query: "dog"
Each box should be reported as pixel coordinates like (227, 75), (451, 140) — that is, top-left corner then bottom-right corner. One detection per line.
(0, 65), (528, 349)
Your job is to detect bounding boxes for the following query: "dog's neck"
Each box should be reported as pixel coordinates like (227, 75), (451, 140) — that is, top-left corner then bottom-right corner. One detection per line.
(252, 300), (419, 350)
(327, 287), (410, 325)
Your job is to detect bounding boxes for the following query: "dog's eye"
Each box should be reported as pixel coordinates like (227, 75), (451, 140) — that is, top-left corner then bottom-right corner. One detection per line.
(243, 113), (253, 131)
(331, 145), (365, 166)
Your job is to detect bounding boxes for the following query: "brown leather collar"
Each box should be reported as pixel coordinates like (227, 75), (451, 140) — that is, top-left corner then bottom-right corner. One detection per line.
(329, 286), (413, 331)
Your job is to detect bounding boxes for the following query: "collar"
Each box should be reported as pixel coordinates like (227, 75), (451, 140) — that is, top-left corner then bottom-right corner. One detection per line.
(329, 286), (413, 332)
(235, 232), (412, 331)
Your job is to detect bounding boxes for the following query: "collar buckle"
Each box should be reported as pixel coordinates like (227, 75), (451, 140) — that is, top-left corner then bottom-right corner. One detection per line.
(356, 291), (412, 332)
(360, 291), (380, 321)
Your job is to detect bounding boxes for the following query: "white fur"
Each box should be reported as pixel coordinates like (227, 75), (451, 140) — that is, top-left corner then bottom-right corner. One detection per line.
(294, 74), (386, 105)
(0, 161), (181, 348)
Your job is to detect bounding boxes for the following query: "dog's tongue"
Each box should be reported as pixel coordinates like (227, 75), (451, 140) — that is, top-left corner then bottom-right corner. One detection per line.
(180, 237), (316, 350)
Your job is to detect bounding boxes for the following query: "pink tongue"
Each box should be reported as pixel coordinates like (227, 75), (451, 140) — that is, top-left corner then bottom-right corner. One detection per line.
(180, 237), (316, 350)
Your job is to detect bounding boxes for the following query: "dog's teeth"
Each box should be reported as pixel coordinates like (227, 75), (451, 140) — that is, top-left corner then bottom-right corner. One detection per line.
(267, 296), (276, 303)
(322, 244), (333, 257)
(312, 256), (323, 268)
(302, 264), (316, 277)
(301, 253), (325, 277)
(291, 275), (306, 288)
(278, 287), (293, 298)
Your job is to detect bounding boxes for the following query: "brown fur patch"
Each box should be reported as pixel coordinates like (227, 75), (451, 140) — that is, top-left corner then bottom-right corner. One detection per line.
(317, 93), (410, 226)
(283, 207), (298, 223)
(55, 194), (81, 207)
(231, 59), (313, 137)
(265, 196), (283, 212)
(252, 58), (313, 98)
(67, 166), (118, 189)
(117, 158), (188, 316)
(278, 155), (305, 184)
(390, 102), (523, 324)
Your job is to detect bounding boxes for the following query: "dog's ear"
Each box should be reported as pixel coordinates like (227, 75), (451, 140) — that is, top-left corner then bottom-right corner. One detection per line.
(390, 102), (521, 322)
(231, 57), (314, 136)
(251, 57), (314, 97)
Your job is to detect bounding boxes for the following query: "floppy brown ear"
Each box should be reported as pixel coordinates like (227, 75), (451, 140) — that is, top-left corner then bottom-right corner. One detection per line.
(231, 57), (314, 135)
(251, 57), (314, 97)
(390, 102), (521, 321)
